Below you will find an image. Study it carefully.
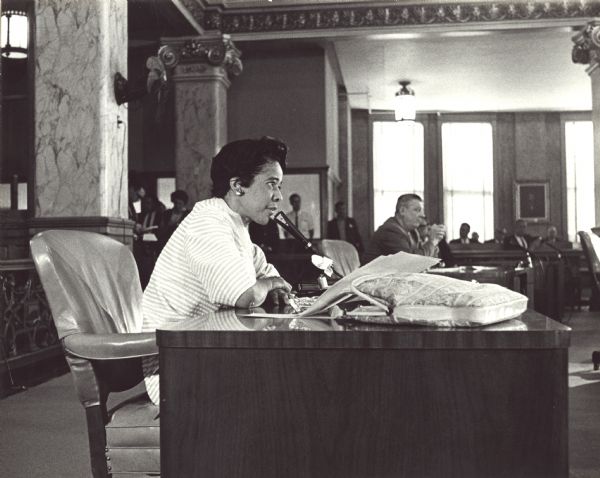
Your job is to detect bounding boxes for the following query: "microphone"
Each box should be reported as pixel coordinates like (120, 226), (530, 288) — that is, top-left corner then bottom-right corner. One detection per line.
(273, 211), (343, 280)
(273, 211), (317, 254)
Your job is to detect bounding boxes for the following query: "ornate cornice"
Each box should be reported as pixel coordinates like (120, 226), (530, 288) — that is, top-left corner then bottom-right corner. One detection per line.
(160, 33), (243, 77)
(195, 1), (600, 34)
(572, 20), (600, 72)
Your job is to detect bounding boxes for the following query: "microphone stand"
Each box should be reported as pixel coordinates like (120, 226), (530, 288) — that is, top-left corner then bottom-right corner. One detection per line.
(273, 211), (343, 280)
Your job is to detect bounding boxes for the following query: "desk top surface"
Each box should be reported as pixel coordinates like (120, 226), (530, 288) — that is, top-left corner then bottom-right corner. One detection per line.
(157, 308), (569, 350)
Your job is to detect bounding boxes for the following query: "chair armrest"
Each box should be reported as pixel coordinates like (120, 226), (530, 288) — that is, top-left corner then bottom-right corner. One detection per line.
(63, 333), (158, 360)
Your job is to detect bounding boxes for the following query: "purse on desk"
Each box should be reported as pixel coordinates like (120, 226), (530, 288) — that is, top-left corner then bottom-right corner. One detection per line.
(296, 251), (527, 327)
(346, 272), (528, 327)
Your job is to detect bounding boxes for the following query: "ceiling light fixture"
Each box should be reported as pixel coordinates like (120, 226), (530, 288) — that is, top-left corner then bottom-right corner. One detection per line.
(394, 81), (416, 121)
(1, 10), (29, 59)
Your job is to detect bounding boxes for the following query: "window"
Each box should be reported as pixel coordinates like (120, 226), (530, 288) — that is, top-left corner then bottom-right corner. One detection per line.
(157, 177), (176, 210)
(442, 122), (494, 241)
(372, 121), (424, 229)
(565, 121), (595, 242)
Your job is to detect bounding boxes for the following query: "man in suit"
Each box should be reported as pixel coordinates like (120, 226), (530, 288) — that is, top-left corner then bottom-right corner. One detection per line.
(284, 193), (314, 240)
(504, 219), (541, 251)
(327, 201), (363, 253)
(449, 222), (473, 244)
(363, 193), (446, 263)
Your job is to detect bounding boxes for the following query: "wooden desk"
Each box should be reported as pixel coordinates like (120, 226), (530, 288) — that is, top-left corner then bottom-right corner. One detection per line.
(450, 247), (565, 321)
(158, 309), (569, 478)
(428, 265), (535, 307)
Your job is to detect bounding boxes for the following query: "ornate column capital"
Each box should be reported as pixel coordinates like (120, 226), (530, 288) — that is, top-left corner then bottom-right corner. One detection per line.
(572, 20), (600, 74)
(159, 32), (243, 80)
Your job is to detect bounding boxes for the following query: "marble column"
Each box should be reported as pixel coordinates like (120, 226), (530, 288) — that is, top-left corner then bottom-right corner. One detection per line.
(160, 32), (242, 204)
(34, 0), (127, 218)
(572, 22), (600, 224)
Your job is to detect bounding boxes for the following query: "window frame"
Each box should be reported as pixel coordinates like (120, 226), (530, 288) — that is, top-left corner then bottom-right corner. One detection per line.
(368, 112), (433, 233)
(438, 114), (497, 241)
(560, 112), (593, 242)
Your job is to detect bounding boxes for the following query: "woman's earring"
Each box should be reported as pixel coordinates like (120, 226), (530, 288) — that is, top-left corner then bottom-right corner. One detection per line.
(235, 188), (244, 196)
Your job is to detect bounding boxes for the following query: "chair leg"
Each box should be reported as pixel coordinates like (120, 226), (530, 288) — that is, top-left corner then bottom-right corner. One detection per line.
(593, 351), (600, 371)
(85, 405), (111, 478)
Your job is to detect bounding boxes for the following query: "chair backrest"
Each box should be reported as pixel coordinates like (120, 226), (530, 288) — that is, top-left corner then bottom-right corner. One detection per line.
(318, 239), (360, 276)
(578, 231), (600, 292)
(30, 230), (143, 341)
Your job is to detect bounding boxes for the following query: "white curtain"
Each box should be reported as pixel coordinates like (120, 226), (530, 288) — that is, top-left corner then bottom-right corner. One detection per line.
(442, 122), (494, 241)
(566, 121), (595, 242)
(372, 121), (424, 229)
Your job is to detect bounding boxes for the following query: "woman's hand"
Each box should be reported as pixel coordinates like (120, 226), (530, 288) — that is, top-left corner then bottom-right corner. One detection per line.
(236, 276), (292, 309)
(267, 277), (293, 307)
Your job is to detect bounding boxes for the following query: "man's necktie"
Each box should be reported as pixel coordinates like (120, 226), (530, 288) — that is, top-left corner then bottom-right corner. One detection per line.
(295, 213), (299, 228)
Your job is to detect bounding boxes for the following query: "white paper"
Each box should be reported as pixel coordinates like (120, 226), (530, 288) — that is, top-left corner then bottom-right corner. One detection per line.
(296, 251), (439, 317)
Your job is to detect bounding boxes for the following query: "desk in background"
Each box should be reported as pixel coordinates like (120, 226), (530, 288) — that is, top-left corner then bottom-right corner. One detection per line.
(428, 265), (535, 308)
(450, 245), (566, 321)
(159, 309), (569, 478)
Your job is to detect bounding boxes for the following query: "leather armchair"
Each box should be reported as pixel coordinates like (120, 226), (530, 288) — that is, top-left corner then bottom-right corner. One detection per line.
(30, 230), (159, 477)
(577, 231), (600, 370)
(317, 239), (360, 276)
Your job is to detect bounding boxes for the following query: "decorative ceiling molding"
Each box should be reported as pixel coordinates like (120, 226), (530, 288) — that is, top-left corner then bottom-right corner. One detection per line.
(170, 1), (600, 35)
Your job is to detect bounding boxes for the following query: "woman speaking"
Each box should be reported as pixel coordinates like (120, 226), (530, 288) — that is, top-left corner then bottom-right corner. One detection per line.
(142, 137), (292, 404)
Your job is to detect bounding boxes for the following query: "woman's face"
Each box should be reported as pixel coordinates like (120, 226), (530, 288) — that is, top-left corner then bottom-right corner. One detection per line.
(238, 161), (283, 225)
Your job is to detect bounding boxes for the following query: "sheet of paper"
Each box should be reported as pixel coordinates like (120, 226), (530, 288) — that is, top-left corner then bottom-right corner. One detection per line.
(298, 251), (440, 317)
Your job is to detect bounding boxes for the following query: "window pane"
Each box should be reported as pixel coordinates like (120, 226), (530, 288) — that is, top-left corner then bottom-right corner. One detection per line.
(565, 121), (595, 242)
(442, 123), (494, 241)
(372, 121), (424, 229)
(157, 177), (176, 209)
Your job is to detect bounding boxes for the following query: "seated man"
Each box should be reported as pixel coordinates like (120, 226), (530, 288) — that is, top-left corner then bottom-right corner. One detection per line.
(504, 219), (541, 251)
(449, 222), (472, 244)
(541, 225), (571, 249)
(363, 193), (446, 263)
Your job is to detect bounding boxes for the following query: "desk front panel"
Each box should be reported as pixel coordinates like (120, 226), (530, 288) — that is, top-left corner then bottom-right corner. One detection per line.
(159, 312), (569, 478)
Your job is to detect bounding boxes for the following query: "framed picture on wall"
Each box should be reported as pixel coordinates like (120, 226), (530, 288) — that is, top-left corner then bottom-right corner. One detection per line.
(279, 167), (328, 239)
(515, 182), (549, 223)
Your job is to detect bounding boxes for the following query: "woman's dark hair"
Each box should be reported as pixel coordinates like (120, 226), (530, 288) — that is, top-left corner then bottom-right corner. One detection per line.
(211, 137), (288, 198)
(170, 189), (189, 204)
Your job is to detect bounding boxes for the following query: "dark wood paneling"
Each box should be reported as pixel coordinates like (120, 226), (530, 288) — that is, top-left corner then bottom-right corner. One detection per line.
(495, 113), (517, 231)
(423, 113), (442, 223)
(161, 343), (568, 478)
(513, 112), (563, 237)
(350, 109), (370, 245)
